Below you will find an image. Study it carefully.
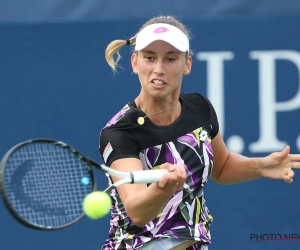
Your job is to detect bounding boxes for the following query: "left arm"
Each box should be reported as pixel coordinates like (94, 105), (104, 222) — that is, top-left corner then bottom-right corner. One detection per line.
(210, 132), (262, 184)
(210, 132), (297, 185)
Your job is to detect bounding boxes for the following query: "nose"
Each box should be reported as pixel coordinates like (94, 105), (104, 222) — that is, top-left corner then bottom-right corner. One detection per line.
(153, 60), (165, 75)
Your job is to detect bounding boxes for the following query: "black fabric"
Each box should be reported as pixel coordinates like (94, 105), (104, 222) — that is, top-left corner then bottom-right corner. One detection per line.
(99, 92), (219, 167)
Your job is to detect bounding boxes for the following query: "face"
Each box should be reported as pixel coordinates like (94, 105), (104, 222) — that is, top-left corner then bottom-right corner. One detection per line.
(131, 40), (192, 101)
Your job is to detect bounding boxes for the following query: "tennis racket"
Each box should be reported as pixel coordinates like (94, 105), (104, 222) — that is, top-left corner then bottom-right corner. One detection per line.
(0, 138), (167, 231)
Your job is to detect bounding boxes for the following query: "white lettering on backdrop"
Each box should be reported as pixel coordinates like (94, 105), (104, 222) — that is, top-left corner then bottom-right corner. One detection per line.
(196, 50), (300, 154)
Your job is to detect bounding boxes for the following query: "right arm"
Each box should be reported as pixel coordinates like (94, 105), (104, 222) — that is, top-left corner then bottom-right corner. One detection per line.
(110, 158), (186, 227)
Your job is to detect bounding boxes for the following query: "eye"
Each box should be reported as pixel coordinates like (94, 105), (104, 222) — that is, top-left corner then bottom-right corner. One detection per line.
(167, 57), (177, 62)
(144, 56), (155, 61)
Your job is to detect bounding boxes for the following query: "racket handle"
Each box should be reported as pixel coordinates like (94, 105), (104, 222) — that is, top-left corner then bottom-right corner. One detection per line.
(131, 169), (168, 184)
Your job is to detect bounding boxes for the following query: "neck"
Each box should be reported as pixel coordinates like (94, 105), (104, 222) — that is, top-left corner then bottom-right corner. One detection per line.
(136, 96), (180, 125)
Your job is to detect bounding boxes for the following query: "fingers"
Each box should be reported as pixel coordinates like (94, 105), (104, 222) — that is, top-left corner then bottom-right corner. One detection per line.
(160, 162), (175, 171)
(174, 165), (186, 188)
(284, 146), (300, 166)
(283, 169), (295, 184)
(156, 164), (186, 191)
(157, 163), (173, 188)
(277, 146), (290, 159)
(289, 158), (300, 168)
(156, 171), (170, 188)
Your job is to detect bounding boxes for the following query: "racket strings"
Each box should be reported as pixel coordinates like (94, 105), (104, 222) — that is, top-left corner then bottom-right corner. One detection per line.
(3, 143), (93, 228)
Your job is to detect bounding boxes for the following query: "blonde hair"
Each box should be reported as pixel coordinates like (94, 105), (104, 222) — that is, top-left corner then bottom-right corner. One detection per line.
(105, 15), (192, 73)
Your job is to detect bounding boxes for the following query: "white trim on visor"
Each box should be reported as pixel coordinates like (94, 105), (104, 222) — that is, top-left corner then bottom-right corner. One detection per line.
(135, 23), (189, 52)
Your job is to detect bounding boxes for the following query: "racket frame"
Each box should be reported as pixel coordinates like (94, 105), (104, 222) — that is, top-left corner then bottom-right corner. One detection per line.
(0, 138), (97, 231)
(0, 138), (168, 231)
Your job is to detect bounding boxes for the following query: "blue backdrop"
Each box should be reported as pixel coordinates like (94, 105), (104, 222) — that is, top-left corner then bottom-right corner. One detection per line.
(1, 16), (300, 250)
(1, 0), (300, 21)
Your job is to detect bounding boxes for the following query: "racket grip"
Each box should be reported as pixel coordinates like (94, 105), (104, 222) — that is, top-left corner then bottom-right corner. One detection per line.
(131, 169), (168, 184)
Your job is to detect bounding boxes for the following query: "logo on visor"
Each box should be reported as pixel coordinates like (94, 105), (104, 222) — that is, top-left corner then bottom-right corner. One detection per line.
(153, 27), (169, 33)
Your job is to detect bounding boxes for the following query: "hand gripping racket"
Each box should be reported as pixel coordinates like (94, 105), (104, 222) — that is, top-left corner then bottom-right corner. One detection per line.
(0, 139), (167, 231)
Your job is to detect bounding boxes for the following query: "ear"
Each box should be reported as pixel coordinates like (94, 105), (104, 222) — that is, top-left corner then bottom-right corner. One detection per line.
(183, 56), (192, 76)
(131, 53), (138, 74)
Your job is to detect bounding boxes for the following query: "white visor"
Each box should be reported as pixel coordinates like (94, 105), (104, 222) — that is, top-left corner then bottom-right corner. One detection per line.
(135, 23), (189, 52)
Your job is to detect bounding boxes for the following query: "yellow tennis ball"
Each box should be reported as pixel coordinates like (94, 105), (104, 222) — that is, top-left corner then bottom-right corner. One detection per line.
(82, 191), (111, 219)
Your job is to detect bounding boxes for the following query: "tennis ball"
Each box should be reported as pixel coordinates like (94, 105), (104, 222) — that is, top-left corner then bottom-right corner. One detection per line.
(82, 191), (111, 219)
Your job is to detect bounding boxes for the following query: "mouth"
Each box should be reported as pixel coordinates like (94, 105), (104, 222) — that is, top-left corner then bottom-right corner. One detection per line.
(151, 79), (166, 86)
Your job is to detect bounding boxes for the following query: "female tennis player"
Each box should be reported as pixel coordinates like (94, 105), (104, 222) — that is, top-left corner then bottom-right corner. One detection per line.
(99, 15), (300, 250)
